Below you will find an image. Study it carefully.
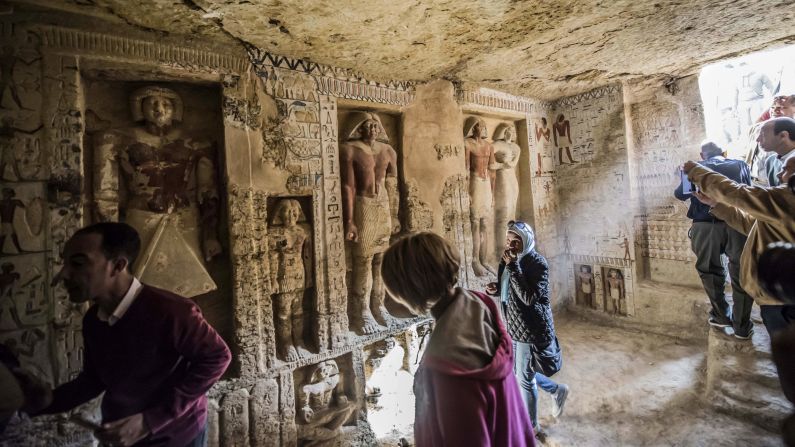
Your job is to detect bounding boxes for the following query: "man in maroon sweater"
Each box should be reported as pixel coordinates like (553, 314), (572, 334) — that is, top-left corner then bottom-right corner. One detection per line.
(32, 222), (231, 447)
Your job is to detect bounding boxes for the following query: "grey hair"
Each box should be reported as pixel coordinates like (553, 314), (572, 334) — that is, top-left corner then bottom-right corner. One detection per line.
(700, 141), (723, 158)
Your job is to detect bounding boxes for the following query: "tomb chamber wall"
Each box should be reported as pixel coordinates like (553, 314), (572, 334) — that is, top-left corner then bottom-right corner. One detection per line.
(0, 5), (708, 445)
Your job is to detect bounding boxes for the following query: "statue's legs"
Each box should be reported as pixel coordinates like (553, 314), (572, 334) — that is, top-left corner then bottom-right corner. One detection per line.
(290, 291), (308, 354)
(351, 253), (382, 335)
(370, 252), (396, 327)
(478, 217), (495, 275)
(470, 216), (487, 277)
(275, 293), (299, 361)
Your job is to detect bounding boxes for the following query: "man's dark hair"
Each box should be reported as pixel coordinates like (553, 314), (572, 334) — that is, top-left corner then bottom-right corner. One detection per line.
(758, 242), (795, 305)
(772, 117), (795, 142)
(74, 222), (141, 272)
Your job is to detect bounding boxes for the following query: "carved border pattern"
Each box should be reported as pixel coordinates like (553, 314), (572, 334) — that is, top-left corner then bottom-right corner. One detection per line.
(39, 26), (249, 73)
(569, 254), (632, 268)
(553, 84), (623, 108)
(247, 46), (414, 106)
(456, 85), (551, 114)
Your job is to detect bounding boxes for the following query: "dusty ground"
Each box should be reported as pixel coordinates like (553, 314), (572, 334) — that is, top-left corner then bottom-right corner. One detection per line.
(372, 315), (786, 447)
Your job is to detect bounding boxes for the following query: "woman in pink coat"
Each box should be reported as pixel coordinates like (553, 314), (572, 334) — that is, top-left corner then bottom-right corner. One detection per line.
(381, 232), (535, 447)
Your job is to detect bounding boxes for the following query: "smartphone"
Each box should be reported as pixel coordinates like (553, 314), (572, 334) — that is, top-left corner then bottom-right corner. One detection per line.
(68, 414), (102, 431)
(680, 169), (692, 194)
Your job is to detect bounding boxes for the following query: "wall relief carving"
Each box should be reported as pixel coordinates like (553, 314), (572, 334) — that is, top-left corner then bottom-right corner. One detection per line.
(295, 359), (358, 446)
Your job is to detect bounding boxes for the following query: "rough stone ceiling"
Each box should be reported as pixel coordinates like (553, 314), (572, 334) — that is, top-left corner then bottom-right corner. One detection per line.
(30, 0), (795, 100)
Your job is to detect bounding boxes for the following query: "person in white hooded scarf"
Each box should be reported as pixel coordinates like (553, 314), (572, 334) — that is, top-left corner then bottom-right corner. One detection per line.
(487, 221), (569, 439)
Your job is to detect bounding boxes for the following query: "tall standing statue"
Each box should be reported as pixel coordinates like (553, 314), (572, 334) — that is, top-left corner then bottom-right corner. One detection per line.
(340, 112), (400, 334)
(94, 86), (221, 297)
(269, 199), (312, 362)
(491, 123), (521, 263)
(464, 116), (496, 277)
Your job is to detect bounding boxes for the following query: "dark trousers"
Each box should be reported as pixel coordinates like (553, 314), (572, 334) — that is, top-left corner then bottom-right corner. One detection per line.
(760, 305), (795, 337)
(690, 222), (753, 334)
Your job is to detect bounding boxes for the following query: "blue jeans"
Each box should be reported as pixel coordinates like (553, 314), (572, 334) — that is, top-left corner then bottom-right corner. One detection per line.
(513, 341), (560, 430)
(186, 423), (208, 447)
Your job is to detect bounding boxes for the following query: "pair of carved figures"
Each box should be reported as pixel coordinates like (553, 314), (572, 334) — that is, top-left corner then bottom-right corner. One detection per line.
(93, 86), (221, 298)
(297, 359), (357, 446)
(464, 117), (521, 276)
(577, 266), (625, 314)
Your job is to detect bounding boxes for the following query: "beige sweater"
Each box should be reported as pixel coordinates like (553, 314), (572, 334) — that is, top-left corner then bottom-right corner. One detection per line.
(689, 164), (795, 306)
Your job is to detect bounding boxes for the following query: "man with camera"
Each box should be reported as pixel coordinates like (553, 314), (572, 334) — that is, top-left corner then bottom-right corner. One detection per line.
(675, 141), (753, 339)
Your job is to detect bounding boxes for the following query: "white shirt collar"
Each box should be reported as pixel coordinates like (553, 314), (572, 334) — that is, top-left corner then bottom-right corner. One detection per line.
(781, 148), (795, 162)
(97, 277), (143, 326)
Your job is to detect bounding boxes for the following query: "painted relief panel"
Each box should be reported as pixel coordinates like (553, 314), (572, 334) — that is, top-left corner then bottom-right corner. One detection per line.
(82, 80), (233, 341)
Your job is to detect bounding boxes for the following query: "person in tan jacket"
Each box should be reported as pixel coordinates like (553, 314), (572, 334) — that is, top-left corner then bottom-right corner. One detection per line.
(682, 153), (795, 337)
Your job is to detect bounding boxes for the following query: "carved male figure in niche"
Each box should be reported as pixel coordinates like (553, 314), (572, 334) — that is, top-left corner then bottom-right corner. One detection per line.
(464, 116), (496, 276)
(577, 265), (594, 308)
(1, 187), (25, 254)
(340, 112), (400, 334)
(606, 268), (625, 315)
(553, 114), (575, 165)
(535, 117), (551, 176)
(268, 199), (312, 362)
(297, 360), (357, 446)
(491, 123), (521, 262)
(94, 86), (221, 297)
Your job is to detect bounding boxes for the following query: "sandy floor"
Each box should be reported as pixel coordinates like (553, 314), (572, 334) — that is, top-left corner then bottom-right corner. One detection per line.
(373, 315), (786, 447)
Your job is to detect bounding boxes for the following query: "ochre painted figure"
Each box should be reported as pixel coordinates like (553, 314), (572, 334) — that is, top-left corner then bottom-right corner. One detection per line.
(553, 113), (575, 165)
(340, 112), (400, 334)
(94, 86), (221, 297)
(577, 265), (594, 308)
(465, 116), (496, 277)
(606, 268), (625, 315)
(269, 199), (312, 362)
(297, 360), (357, 446)
(491, 123), (521, 264)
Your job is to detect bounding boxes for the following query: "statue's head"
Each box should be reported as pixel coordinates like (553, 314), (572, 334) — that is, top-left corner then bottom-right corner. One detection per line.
(464, 116), (486, 139)
(493, 123), (515, 142)
(580, 265), (590, 273)
(557, 113), (565, 123)
(541, 117), (547, 127)
(344, 112), (388, 143)
(271, 199), (305, 227)
(609, 268), (620, 279)
(310, 360), (339, 383)
(130, 86), (183, 128)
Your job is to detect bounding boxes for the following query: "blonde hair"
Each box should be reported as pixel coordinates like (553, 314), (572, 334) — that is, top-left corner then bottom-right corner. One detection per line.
(381, 232), (460, 315)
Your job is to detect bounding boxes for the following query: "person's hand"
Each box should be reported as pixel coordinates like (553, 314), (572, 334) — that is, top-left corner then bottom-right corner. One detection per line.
(485, 282), (498, 295)
(693, 189), (717, 207)
(501, 249), (518, 265)
(95, 413), (150, 447)
(203, 238), (222, 261)
(682, 160), (698, 174)
(13, 367), (52, 414)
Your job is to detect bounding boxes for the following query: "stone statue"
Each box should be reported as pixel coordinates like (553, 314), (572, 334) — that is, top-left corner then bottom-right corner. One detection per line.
(606, 268), (625, 315)
(269, 199), (312, 362)
(577, 265), (594, 308)
(553, 113), (575, 165)
(491, 123), (521, 263)
(464, 116), (496, 276)
(93, 86), (221, 297)
(297, 360), (357, 446)
(340, 112), (400, 334)
(534, 117), (551, 176)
